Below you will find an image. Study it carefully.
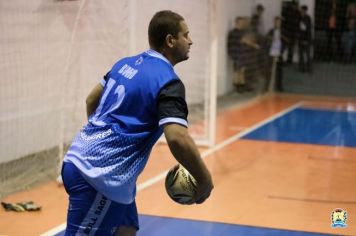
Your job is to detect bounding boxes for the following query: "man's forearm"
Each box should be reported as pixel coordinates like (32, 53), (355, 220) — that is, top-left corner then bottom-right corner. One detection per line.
(167, 133), (211, 184)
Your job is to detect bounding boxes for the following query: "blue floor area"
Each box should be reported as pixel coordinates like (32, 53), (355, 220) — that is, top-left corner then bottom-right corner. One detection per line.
(242, 108), (356, 147)
(55, 214), (332, 236)
(137, 214), (332, 236)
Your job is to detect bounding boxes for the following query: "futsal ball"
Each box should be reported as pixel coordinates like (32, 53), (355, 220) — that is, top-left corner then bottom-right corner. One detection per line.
(165, 164), (197, 205)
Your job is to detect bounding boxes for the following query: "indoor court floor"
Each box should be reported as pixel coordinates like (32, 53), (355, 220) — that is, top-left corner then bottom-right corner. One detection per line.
(1, 94), (355, 236)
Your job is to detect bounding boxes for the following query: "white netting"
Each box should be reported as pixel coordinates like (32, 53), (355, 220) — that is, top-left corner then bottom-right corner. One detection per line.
(0, 0), (216, 197)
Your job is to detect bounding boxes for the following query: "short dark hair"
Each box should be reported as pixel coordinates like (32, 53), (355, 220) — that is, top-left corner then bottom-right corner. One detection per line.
(257, 4), (264, 11)
(148, 10), (184, 49)
(301, 5), (308, 11)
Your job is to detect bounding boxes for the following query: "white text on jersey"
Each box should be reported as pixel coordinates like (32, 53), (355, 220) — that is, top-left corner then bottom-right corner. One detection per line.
(118, 64), (138, 79)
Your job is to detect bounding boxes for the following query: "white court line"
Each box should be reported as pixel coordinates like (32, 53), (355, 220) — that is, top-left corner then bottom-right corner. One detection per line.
(40, 101), (303, 236)
(39, 223), (67, 236)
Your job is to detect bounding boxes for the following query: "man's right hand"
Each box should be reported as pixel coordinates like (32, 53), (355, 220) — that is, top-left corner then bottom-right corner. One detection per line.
(194, 177), (214, 204)
(164, 124), (214, 204)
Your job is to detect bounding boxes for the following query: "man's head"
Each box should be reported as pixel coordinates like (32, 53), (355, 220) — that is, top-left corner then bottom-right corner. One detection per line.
(148, 10), (193, 65)
(242, 17), (251, 29)
(301, 5), (308, 16)
(234, 17), (244, 29)
(274, 16), (281, 28)
(256, 4), (264, 15)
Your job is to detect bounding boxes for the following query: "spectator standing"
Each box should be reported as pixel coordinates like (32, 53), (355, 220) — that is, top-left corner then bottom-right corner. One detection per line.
(251, 4), (269, 86)
(343, 18), (356, 63)
(281, 1), (300, 65)
(298, 5), (312, 72)
(325, 0), (347, 62)
(346, 1), (356, 23)
(228, 17), (259, 92)
(228, 17), (248, 92)
(251, 4), (265, 36)
(326, 1), (338, 61)
(344, 1), (356, 63)
(266, 17), (284, 92)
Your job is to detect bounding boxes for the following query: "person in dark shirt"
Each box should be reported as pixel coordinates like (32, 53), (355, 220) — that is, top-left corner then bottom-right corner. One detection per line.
(343, 18), (356, 63)
(281, 1), (300, 65)
(251, 4), (265, 36)
(298, 5), (312, 72)
(228, 17), (259, 92)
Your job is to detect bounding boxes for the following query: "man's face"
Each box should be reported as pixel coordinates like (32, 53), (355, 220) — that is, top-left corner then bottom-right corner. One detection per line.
(242, 18), (250, 29)
(300, 9), (306, 16)
(235, 19), (243, 28)
(172, 21), (193, 63)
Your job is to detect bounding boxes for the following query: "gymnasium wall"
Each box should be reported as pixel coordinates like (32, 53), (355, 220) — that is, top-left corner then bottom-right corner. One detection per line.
(0, 0), (214, 164)
(0, 0), (131, 163)
(0, 0), (316, 164)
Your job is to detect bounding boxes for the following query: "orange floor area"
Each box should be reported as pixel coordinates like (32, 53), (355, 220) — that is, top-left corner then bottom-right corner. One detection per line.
(1, 94), (355, 236)
(137, 140), (356, 235)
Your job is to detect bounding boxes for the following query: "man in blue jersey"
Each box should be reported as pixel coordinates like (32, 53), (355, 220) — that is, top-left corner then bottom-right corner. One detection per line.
(61, 10), (213, 236)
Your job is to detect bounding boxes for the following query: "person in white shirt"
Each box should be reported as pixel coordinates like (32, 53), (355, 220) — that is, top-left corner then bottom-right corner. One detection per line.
(265, 16), (286, 92)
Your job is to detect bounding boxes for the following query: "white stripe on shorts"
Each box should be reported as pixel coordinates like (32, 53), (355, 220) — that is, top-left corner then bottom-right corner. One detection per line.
(76, 193), (112, 236)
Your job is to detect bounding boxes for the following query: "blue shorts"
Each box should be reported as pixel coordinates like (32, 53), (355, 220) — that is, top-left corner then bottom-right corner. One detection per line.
(61, 162), (139, 236)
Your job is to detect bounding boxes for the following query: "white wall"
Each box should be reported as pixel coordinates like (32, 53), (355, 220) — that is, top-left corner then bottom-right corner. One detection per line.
(0, 0), (316, 163)
(0, 0), (215, 163)
(0, 0), (131, 162)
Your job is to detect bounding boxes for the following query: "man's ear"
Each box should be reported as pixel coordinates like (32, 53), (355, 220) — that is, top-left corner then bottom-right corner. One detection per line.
(165, 34), (176, 48)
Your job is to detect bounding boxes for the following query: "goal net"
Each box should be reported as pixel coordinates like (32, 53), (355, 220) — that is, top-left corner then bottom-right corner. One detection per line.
(0, 0), (217, 198)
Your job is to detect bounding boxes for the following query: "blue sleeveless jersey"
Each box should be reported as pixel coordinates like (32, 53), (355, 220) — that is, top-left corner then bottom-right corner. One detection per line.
(64, 50), (187, 204)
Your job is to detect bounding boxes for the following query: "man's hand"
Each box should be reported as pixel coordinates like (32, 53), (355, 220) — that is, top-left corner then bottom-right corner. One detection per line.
(194, 178), (214, 204)
(164, 123), (214, 204)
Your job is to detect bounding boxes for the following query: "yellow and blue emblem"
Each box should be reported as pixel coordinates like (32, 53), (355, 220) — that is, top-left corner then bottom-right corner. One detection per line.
(331, 208), (347, 228)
